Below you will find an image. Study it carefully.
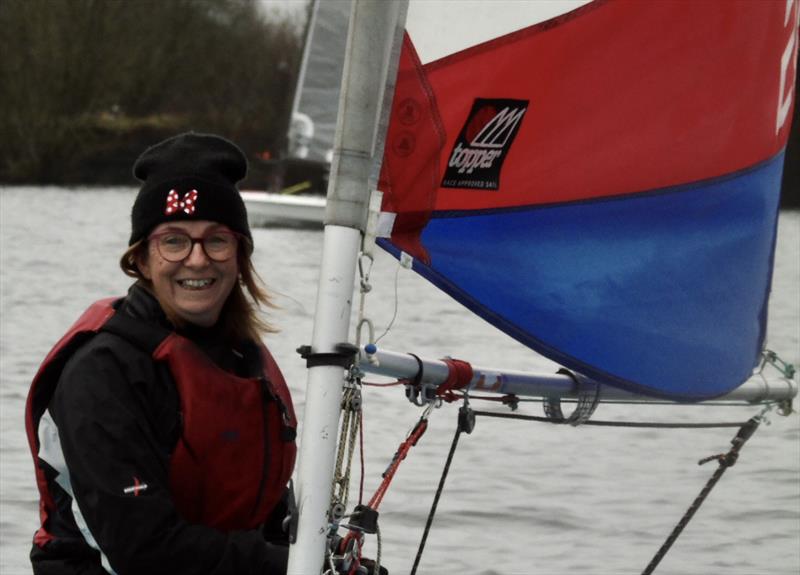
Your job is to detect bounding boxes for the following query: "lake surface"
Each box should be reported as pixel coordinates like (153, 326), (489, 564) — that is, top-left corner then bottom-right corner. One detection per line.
(1, 187), (798, 575)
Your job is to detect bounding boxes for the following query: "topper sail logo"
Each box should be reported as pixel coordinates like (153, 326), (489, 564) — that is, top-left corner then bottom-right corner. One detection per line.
(442, 98), (528, 190)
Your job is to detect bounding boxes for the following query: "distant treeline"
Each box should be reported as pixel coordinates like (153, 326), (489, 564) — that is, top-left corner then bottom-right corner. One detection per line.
(0, 0), (305, 189)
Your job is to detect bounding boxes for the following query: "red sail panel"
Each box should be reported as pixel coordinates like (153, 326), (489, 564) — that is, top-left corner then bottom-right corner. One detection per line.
(379, 33), (446, 262)
(411, 0), (795, 212)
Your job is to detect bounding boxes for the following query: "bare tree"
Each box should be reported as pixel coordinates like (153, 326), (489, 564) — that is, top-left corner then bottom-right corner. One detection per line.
(0, 0), (303, 184)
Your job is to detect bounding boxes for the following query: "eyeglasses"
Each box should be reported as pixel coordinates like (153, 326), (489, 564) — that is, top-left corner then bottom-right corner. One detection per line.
(147, 230), (243, 263)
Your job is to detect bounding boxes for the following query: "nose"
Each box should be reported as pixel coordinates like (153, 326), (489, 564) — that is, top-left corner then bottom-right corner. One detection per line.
(183, 240), (210, 267)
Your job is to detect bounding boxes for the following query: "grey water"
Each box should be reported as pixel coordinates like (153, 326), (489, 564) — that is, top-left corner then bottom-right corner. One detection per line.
(1, 186), (798, 575)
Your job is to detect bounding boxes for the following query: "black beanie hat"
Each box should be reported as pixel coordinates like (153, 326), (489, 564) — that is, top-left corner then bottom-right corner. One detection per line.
(130, 132), (252, 246)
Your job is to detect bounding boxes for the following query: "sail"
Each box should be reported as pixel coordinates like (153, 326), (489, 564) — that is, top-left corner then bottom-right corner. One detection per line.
(288, 0), (352, 163)
(378, 0), (798, 400)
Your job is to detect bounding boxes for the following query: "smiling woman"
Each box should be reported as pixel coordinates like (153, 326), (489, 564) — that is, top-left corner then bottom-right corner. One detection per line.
(24, 133), (298, 575)
(119, 134), (276, 344)
(137, 220), (242, 328)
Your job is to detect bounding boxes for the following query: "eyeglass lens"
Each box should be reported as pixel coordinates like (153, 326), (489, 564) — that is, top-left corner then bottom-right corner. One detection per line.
(154, 232), (238, 262)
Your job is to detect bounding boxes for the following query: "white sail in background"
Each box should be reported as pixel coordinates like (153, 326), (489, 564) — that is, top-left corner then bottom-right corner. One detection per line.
(288, 0), (352, 163)
(287, 0), (593, 159)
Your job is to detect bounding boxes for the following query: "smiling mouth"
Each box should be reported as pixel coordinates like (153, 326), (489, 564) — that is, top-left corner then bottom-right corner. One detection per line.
(177, 279), (215, 290)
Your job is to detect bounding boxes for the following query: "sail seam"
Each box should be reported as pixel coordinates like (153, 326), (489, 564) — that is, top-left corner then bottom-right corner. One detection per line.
(428, 149), (787, 220)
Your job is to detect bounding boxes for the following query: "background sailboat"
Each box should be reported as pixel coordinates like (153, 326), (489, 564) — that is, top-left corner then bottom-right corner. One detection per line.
(242, 0), (351, 227)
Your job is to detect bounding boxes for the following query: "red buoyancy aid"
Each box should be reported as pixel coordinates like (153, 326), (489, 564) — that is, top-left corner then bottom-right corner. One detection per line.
(25, 298), (297, 546)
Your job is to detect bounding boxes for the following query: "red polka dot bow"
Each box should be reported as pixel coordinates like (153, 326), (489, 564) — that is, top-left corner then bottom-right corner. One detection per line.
(164, 189), (199, 215)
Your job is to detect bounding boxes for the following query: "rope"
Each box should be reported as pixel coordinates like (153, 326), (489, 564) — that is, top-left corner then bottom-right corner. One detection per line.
(405, 407), (762, 575)
(329, 410), (430, 575)
(640, 415), (762, 575)
(344, 402), (360, 500)
(436, 358), (474, 401)
(331, 382), (363, 518)
(374, 262), (403, 344)
(362, 380), (407, 387)
(410, 405), (470, 575)
(368, 416), (429, 509)
(331, 404), (349, 506)
(760, 348), (796, 379)
(374, 524), (382, 575)
(358, 411), (365, 505)
(472, 410), (749, 429)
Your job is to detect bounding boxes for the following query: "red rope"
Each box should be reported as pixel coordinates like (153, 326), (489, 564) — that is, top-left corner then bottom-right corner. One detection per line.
(367, 418), (429, 509)
(337, 531), (362, 575)
(339, 418), (429, 574)
(437, 358), (474, 401)
(362, 380), (407, 387)
(359, 360), (471, 510)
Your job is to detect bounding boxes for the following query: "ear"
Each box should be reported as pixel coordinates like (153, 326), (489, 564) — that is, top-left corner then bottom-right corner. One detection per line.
(135, 249), (152, 280)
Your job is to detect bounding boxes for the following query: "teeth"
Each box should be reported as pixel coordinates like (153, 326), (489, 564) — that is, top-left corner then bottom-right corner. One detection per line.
(179, 279), (213, 289)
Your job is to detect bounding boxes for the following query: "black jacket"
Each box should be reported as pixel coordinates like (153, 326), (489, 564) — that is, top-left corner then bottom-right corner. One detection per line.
(31, 284), (290, 575)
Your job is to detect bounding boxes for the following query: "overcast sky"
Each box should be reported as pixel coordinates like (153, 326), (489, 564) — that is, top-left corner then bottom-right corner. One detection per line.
(259, 0), (591, 63)
(405, 0), (592, 63)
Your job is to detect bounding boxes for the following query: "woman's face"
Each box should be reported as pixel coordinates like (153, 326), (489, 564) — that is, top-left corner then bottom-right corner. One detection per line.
(137, 220), (239, 327)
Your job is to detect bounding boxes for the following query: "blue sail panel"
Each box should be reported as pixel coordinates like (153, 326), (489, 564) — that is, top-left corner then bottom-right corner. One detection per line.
(379, 153), (783, 399)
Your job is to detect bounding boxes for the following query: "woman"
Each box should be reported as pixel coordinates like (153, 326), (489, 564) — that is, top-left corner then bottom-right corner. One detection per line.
(25, 133), (297, 574)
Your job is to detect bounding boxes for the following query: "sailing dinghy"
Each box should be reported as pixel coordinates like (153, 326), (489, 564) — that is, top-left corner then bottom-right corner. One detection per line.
(243, 0), (351, 228)
(286, 1), (799, 573)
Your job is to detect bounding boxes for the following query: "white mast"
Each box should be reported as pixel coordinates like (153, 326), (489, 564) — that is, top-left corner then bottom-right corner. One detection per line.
(287, 2), (408, 573)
